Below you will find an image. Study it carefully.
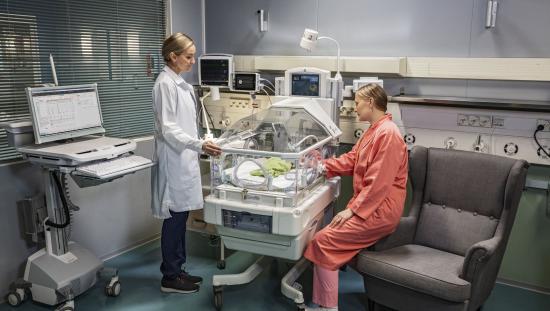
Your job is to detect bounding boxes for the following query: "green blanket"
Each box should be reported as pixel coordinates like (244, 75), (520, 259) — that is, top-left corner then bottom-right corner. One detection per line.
(250, 157), (292, 177)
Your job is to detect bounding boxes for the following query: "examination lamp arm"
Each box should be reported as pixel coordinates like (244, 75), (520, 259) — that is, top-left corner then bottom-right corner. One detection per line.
(318, 36), (341, 80)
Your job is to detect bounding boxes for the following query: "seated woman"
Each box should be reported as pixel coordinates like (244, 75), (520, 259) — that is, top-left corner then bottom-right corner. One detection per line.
(304, 83), (409, 311)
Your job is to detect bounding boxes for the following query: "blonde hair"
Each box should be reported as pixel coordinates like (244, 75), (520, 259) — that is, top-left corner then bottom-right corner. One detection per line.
(162, 32), (195, 62)
(355, 83), (388, 112)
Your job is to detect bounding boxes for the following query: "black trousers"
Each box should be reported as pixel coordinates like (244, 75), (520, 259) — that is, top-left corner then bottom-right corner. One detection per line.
(160, 210), (189, 279)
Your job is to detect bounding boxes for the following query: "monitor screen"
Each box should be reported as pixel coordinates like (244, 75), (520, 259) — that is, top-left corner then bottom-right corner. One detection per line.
(200, 59), (230, 86)
(291, 74), (320, 97)
(233, 73), (257, 92)
(28, 85), (104, 143)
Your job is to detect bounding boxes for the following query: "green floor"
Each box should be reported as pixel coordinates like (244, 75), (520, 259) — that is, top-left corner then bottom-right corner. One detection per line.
(2, 233), (550, 311)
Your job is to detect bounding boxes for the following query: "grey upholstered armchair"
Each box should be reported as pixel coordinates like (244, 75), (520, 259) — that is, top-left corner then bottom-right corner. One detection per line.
(353, 146), (529, 311)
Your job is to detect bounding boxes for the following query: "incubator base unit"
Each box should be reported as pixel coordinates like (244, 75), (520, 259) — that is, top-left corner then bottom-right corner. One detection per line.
(204, 178), (339, 260)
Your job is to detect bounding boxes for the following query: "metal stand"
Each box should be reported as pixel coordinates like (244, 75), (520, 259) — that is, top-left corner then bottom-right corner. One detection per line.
(281, 257), (311, 308)
(211, 255), (313, 310)
(210, 201), (337, 310)
(6, 168), (121, 310)
(212, 256), (269, 311)
(217, 238), (226, 270)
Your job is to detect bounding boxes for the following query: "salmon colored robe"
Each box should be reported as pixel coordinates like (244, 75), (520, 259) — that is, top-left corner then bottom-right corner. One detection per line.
(304, 114), (408, 270)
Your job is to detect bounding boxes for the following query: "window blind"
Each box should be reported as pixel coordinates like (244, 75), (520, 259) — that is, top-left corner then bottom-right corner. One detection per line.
(0, 0), (166, 161)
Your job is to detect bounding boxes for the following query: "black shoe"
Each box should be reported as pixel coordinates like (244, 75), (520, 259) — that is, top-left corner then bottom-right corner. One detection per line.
(160, 276), (199, 294)
(179, 270), (203, 285)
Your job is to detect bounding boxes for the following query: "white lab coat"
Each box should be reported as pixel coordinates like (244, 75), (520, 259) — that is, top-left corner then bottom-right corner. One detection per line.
(151, 66), (204, 219)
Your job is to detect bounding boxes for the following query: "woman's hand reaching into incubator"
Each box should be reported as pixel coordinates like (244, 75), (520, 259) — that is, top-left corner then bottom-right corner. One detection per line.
(329, 208), (354, 228)
(202, 141), (222, 156)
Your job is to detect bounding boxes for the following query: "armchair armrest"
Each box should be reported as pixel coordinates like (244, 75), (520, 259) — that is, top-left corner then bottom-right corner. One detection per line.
(373, 216), (417, 251)
(461, 236), (501, 281)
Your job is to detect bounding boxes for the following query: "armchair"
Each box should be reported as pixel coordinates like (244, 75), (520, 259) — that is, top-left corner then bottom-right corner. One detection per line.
(353, 146), (529, 311)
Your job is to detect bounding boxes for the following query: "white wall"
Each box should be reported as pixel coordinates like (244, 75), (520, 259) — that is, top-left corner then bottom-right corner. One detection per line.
(171, 0), (205, 84)
(204, 0), (550, 101)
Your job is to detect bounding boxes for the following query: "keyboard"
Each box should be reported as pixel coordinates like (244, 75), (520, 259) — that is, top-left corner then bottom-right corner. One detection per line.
(75, 155), (154, 179)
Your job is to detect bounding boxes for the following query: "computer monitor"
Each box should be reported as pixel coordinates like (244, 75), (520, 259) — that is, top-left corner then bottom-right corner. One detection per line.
(198, 54), (234, 87)
(284, 67), (329, 98)
(26, 84), (105, 144)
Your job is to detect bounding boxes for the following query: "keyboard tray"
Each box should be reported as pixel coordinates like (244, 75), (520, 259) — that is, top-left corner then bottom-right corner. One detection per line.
(73, 156), (155, 180)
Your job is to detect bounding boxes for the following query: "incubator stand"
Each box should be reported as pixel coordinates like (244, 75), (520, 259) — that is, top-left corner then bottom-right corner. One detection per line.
(203, 97), (342, 310)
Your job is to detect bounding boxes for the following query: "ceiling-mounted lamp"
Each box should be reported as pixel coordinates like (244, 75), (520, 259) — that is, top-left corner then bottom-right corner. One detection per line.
(485, 0), (498, 29)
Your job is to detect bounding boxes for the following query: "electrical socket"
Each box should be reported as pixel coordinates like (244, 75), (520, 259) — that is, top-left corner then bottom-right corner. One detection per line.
(536, 119), (550, 132)
(492, 117), (505, 128)
(479, 115), (492, 128)
(468, 115), (480, 127)
(457, 114), (469, 126)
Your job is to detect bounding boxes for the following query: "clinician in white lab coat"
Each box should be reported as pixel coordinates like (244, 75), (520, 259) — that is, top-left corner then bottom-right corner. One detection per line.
(151, 32), (221, 294)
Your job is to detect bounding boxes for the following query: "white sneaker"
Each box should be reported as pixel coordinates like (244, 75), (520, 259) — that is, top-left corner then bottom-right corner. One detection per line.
(303, 307), (338, 311)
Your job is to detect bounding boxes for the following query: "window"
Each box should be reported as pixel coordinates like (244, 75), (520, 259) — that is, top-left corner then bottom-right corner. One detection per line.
(0, 0), (166, 161)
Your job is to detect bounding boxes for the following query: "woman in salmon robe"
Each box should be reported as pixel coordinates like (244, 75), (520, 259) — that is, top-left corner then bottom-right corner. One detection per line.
(303, 83), (409, 311)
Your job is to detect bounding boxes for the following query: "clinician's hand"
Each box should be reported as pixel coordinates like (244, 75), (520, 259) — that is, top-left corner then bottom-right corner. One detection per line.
(202, 141), (222, 156)
(329, 208), (354, 229)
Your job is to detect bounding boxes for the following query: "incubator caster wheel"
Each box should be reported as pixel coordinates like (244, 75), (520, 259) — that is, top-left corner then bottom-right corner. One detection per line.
(6, 288), (25, 307)
(217, 260), (226, 270)
(105, 280), (121, 297)
(105, 281), (121, 297)
(213, 286), (223, 311)
(55, 300), (74, 311)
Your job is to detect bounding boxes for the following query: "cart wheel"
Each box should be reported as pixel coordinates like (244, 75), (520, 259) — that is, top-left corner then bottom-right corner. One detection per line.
(6, 291), (22, 307)
(217, 260), (226, 270)
(213, 286), (223, 311)
(105, 280), (121, 297)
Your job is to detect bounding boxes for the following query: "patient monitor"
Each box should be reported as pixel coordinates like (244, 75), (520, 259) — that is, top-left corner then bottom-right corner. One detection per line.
(284, 67), (330, 98)
(198, 54), (234, 88)
(277, 67), (343, 124)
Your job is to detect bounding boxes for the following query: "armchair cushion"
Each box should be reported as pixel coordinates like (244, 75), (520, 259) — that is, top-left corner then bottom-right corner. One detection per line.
(356, 244), (470, 302)
(373, 216), (417, 251)
(423, 148), (512, 218)
(415, 203), (499, 256)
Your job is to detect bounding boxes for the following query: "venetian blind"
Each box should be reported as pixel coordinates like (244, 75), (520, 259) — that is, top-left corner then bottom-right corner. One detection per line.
(0, 0), (166, 161)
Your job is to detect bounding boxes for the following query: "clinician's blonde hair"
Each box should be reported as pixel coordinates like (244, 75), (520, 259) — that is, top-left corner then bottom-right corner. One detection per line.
(162, 32), (195, 62)
(355, 83), (388, 112)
